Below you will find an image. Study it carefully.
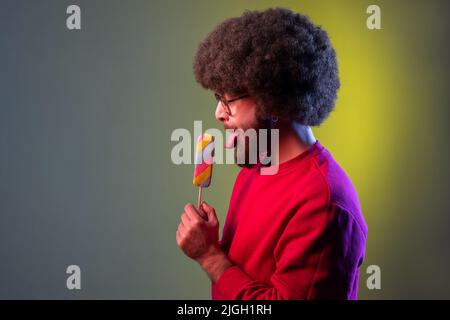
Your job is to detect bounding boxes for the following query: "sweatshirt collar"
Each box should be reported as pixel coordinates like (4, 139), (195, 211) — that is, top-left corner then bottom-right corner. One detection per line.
(256, 140), (323, 175)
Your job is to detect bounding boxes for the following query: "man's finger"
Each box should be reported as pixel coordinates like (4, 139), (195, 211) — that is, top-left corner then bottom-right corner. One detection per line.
(185, 203), (203, 222)
(176, 229), (181, 245)
(177, 222), (186, 236)
(184, 203), (198, 217)
(201, 201), (218, 223)
(196, 207), (208, 221)
(181, 212), (190, 227)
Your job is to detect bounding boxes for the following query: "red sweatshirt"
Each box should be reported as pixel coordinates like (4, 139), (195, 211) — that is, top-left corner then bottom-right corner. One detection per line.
(211, 140), (367, 300)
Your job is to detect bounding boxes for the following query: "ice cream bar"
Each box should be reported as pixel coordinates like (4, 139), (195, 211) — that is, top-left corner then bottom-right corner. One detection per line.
(193, 133), (215, 210)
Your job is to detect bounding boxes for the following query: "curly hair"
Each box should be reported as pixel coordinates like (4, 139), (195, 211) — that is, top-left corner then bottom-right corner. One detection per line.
(193, 8), (340, 126)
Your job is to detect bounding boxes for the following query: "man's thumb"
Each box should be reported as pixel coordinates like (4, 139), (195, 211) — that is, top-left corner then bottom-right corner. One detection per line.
(201, 201), (217, 222)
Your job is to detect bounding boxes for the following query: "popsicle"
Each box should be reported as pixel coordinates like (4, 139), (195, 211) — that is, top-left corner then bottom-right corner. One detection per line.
(193, 133), (215, 212)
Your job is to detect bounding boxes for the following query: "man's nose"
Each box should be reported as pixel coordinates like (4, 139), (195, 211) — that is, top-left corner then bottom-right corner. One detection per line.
(215, 102), (228, 122)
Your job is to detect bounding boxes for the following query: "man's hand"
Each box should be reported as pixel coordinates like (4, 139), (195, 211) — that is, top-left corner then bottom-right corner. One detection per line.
(176, 202), (233, 282)
(176, 202), (219, 261)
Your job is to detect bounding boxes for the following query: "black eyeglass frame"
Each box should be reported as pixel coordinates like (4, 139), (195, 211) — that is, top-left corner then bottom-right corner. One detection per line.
(214, 93), (250, 115)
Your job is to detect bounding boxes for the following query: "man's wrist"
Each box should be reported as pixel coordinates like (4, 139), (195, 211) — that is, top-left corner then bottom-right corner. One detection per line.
(197, 245), (233, 283)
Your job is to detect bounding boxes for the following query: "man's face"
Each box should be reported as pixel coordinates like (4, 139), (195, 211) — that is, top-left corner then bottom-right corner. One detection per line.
(214, 93), (269, 167)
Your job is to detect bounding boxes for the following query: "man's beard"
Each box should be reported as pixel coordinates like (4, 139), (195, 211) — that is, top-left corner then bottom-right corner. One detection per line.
(231, 117), (272, 169)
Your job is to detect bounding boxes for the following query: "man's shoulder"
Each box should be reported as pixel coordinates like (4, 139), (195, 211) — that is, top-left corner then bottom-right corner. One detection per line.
(310, 145), (367, 235)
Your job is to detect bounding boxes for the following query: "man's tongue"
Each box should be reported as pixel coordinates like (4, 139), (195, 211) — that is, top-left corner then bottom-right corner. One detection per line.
(225, 130), (240, 149)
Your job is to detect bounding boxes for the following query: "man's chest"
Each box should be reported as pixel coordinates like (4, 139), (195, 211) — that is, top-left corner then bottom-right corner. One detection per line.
(221, 176), (303, 259)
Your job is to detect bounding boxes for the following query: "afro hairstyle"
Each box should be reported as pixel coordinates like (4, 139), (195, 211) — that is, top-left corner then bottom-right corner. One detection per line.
(193, 8), (340, 126)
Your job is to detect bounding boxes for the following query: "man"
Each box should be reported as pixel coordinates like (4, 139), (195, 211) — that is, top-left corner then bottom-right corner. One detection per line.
(176, 8), (367, 300)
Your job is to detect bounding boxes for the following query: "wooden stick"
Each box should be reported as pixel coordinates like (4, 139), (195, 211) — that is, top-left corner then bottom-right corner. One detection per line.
(197, 186), (203, 208)
(197, 187), (208, 220)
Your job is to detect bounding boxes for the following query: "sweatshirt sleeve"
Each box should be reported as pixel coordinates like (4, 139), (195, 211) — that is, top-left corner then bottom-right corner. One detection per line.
(213, 202), (367, 300)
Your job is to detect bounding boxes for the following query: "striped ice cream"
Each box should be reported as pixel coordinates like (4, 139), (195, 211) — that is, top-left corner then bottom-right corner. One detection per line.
(193, 133), (215, 187)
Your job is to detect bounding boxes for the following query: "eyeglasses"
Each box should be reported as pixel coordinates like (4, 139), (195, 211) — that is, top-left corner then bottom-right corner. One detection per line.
(214, 93), (249, 116)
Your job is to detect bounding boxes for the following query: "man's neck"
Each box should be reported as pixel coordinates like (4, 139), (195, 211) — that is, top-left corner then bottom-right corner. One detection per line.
(275, 121), (317, 164)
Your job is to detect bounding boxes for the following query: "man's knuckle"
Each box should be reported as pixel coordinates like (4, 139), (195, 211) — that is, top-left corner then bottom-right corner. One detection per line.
(192, 219), (200, 227)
